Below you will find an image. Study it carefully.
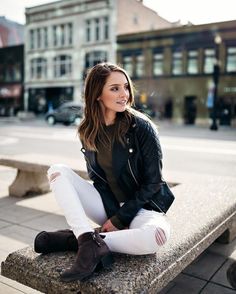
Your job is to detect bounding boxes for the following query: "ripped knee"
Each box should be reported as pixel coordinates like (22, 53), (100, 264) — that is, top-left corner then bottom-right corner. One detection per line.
(155, 227), (167, 246)
(49, 172), (61, 183)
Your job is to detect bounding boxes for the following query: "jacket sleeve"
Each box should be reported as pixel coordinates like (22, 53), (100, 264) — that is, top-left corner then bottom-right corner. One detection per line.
(113, 119), (164, 227)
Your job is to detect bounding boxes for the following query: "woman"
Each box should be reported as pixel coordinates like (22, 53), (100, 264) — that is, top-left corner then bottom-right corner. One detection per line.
(34, 62), (174, 282)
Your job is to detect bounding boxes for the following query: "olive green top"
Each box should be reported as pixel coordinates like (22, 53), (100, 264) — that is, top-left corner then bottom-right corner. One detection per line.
(96, 124), (127, 229)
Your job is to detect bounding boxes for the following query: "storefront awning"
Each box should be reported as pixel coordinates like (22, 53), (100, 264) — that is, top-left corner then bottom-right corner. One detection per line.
(0, 84), (22, 98)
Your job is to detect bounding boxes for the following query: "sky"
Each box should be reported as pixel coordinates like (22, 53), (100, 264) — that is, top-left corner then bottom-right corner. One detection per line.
(1, 0), (236, 25)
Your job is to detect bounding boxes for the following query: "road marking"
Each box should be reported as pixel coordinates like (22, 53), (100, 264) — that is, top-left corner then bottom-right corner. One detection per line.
(162, 144), (236, 155)
(2, 132), (236, 156)
(0, 136), (18, 145)
(161, 137), (236, 155)
(10, 131), (78, 142)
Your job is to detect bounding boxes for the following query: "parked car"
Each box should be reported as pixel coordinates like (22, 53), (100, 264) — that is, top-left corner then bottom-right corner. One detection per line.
(45, 102), (84, 126)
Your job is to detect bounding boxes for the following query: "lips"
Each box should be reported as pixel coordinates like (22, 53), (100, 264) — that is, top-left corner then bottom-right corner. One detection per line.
(116, 100), (127, 105)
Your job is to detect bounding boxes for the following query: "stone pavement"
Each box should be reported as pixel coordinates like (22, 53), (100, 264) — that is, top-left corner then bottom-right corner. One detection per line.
(0, 118), (236, 293)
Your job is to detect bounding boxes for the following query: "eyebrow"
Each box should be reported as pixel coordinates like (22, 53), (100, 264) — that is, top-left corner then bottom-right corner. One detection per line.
(108, 83), (129, 87)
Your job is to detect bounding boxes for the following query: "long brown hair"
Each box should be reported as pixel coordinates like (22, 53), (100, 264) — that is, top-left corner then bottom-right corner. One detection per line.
(78, 62), (135, 151)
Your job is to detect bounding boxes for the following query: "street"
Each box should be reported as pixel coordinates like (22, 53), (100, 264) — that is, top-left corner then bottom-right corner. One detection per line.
(0, 118), (235, 179)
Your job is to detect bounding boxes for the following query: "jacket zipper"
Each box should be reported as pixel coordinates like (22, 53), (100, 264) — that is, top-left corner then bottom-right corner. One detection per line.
(81, 149), (108, 184)
(150, 199), (165, 214)
(128, 159), (139, 186)
(86, 160), (107, 184)
(128, 159), (165, 214)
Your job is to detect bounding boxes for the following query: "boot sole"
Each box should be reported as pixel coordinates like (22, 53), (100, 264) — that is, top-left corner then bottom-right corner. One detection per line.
(60, 253), (114, 283)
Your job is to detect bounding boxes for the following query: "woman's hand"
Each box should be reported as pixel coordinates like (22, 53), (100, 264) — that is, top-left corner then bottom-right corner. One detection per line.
(101, 219), (119, 232)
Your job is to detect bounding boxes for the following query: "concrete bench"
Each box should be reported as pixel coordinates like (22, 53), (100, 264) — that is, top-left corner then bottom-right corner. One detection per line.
(1, 170), (236, 293)
(0, 154), (88, 197)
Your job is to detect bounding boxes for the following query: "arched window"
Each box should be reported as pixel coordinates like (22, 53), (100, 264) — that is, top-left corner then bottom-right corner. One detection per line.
(85, 51), (107, 69)
(30, 58), (47, 79)
(54, 55), (72, 78)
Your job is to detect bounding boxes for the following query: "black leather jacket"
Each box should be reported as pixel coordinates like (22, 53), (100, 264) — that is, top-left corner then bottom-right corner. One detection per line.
(81, 116), (172, 227)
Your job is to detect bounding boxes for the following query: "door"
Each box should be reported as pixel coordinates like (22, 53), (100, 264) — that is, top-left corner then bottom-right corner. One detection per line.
(184, 96), (197, 124)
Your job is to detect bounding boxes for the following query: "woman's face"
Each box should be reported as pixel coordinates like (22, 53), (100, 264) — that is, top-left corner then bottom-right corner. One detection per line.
(98, 71), (130, 123)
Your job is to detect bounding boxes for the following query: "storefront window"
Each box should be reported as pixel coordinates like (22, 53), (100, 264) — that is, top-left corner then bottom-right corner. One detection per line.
(187, 50), (198, 74)
(123, 56), (133, 77)
(172, 51), (183, 75)
(204, 48), (215, 73)
(226, 47), (236, 72)
(136, 55), (144, 78)
(153, 53), (163, 76)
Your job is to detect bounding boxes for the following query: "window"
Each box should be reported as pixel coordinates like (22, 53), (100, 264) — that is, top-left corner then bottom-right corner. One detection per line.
(61, 24), (65, 46)
(0, 64), (4, 81)
(85, 17), (109, 43)
(37, 28), (41, 49)
(86, 20), (91, 42)
(135, 55), (144, 78)
(123, 56), (133, 77)
(133, 15), (138, 25)
(104, 16), (109, 40)
(53, 26), (57, 46)
(5, 65), (14, 81)
(204, 49), (215, 73)
(95, 18), (100, 41)
(226, 47), (236, 72)
(85, 51), (107, 69)
(68, 23), (73, 45)
(30, 27), (48, 49)
(153, 53), (163, 76)
(53, 23), (73, 47)
(54, 55), (72, 78)
(30, 58), (47, 79)
(44, 27), (48, 48)
(172, 51), (183, 75)
(187, 50), (198, 74)
(14, 63), (21, 81)
(30, 30), (35, 50)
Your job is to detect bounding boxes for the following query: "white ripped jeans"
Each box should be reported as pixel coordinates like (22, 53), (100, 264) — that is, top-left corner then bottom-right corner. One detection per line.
(47, 164), (171, 255)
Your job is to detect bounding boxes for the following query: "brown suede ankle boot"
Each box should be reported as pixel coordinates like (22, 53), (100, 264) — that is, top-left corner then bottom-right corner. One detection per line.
(34, 229), (78, 254)
(60, 231), (113, 282)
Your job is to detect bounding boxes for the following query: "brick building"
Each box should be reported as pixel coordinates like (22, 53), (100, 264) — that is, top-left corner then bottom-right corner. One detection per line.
(0, 45), (24, 116)
(117, 20), (236, 126)
(0, 17), (24, 115)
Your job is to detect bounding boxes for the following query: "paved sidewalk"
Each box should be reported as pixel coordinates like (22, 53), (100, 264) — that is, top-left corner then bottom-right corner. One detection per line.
(0, 166), (235, 293)
(0, 117), (236, 293)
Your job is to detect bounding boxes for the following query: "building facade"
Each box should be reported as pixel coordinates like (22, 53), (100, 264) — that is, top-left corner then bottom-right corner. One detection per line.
(0, 17), (24, 115)
(0, 45), (24, 116)
(24, 0), (173, 114)
(25, 0), (116, 113)
(117, 20), (236, 126)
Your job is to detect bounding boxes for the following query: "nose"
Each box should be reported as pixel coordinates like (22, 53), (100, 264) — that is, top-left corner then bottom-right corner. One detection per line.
(120, 88), (128, 98)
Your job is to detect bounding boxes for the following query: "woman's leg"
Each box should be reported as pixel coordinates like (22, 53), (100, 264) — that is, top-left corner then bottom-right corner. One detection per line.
(47, 164), (113, 282)
(47, 164), (107, 238)
(103, 209), (171, 255)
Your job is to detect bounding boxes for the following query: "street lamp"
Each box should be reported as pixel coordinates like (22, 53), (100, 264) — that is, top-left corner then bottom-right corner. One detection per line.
(210, 34), (222, 131)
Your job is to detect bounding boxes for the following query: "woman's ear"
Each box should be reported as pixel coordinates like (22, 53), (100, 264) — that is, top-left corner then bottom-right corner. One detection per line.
(97, 97), (100, 101)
